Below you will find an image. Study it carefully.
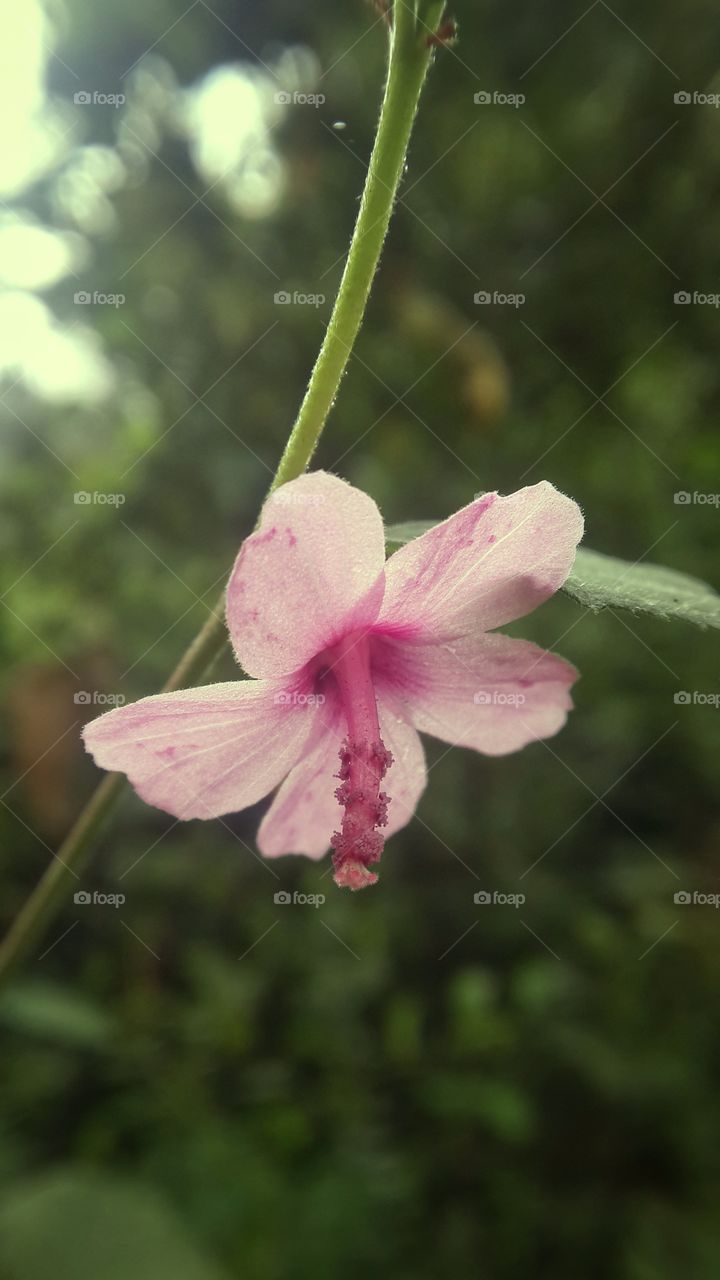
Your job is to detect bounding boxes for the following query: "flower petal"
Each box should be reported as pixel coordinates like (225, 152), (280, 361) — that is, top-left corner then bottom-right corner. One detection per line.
(226, 472), (386, 678)
(257, 694), (426, 859)
(82, 680), (317, 819)
(374, 631), (578, 755)
(378, 482), (583, 638)
(378, 696), (427, 837)
(257, 702), (345, 859)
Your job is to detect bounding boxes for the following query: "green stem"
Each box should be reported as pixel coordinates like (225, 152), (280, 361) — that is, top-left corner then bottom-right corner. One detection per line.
(0, 1), (440, 985)
(273, 0), (436, 487)
(0, 609), (230, 984)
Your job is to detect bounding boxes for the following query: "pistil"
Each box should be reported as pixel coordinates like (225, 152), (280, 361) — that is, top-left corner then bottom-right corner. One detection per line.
(325, 631), (393, 890)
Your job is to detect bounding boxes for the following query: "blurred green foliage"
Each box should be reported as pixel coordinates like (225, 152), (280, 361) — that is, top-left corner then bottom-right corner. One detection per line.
(1, 0), (719, 1277)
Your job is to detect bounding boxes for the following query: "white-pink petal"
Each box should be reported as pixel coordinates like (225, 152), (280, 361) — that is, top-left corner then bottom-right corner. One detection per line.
(257, 695), (426, 860)
(226, 471), (386, 679)
(257, 706), (345, 860)
(378, 482), (583, 639)
(82, 680), (318, 820)
(375, 631), (578, 755)
(378, 696), (427, 837)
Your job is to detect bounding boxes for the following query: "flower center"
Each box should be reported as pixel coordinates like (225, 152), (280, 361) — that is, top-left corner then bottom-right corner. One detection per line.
(323, 630), (393, 890)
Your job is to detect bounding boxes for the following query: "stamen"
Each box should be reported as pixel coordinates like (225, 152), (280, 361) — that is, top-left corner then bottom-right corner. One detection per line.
(324, 631), (393, 890)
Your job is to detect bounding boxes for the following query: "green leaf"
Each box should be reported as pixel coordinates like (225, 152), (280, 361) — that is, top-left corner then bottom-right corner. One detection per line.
(0, 1173), (231, 1280)
(0, 981), (115, 1049)
(385, 520), (435, 548)
(565, 547), (720, 630)
(384, 523), (720, 631)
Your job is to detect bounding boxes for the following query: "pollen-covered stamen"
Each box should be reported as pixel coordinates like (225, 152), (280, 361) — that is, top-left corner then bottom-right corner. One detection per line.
(325, 630), (393, 890)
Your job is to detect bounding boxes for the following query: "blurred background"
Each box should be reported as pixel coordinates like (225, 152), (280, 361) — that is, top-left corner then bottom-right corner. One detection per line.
(1, 0), (719, 1276)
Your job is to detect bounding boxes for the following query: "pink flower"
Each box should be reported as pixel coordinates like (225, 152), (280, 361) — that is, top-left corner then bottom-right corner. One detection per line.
(83, 473), (583, 890)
